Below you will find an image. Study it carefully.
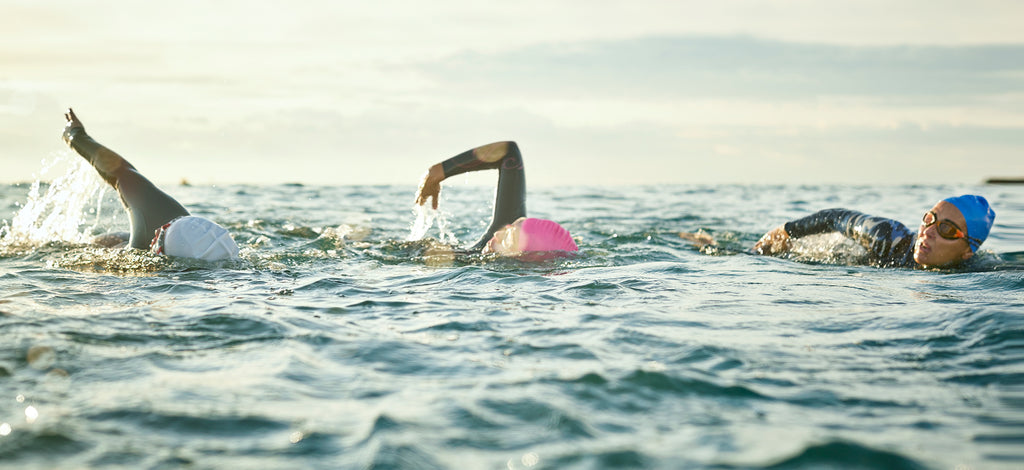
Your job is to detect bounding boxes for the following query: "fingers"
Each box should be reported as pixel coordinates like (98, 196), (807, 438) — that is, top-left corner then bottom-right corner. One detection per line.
(416, 192), (438, 209)
(415, 188), (438, 209)
(753, 231), (774, 255)
(758, 234), (781, 255)
(64, 108), (83, 130)
(415, 165), (446, 209)
(753, 227), (790, 255)
(753, 240), (770, 255)
(415, 178), (441, 209)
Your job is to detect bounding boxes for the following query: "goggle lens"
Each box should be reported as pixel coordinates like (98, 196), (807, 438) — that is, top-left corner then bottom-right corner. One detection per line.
(921, 211), (966, 240)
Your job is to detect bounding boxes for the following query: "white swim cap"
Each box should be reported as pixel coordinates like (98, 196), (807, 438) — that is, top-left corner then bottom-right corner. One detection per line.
(151, 216), (239, 261)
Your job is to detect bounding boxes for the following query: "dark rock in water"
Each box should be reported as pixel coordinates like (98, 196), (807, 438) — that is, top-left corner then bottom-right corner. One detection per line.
(985, 177), (1024, 184)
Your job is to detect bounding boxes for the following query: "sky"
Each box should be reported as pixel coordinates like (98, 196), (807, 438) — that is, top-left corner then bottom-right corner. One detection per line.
(1, 0), (1023, 186)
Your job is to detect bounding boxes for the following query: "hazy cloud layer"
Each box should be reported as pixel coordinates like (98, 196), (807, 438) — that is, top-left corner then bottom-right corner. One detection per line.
(425, 37), (1024, 100)
(2, 2), (1022, 185)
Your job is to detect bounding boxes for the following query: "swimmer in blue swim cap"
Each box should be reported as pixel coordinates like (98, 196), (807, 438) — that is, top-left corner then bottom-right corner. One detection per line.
(63, 109), (239, 262)
(753, 196), (995, 269)
(415, 141), (578, 257)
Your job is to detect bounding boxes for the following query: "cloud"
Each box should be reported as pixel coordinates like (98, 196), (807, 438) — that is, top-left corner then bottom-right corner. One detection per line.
(421, 36), (1024, 101)
(3, 2), (1023, 186)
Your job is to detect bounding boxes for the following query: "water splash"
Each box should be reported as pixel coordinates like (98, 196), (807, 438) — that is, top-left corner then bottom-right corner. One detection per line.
(48, 245), (167, 274)
(787, 233), (870, 265)
(407, 204), (458, 245)
(0, 152), (106, 248)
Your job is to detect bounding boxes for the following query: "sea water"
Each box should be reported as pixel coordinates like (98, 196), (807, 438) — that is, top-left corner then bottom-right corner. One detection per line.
(1, 155), (1023, 469)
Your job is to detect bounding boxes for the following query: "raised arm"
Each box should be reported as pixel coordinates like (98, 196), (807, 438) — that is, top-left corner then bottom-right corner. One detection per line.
(61, 108), (189, 250)
(62, 108), (135, 189)
(415, 141), (527, 250)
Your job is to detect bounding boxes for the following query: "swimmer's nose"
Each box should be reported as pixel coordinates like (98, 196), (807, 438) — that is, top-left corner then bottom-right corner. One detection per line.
(920, 223), (938, 239)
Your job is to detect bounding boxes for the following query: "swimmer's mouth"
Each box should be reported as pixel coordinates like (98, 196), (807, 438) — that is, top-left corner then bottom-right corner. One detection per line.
(915, 239), (930, 254)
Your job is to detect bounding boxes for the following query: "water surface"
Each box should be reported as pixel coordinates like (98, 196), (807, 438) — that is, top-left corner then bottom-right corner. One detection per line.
(2, 158), (1023, 469)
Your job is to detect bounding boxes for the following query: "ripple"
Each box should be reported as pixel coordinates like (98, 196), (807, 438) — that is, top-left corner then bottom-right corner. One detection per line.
(620, 369), (764, 400)
(761, 441), (928, 470)
(0, 429), (90, 466)
(3, 183), (1024, 468)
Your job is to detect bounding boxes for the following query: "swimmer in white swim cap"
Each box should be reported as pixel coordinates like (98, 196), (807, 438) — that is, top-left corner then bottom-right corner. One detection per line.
(62, 108), (240, 262)
(151, 216), (240, 261)
(415, 141), (578, 258)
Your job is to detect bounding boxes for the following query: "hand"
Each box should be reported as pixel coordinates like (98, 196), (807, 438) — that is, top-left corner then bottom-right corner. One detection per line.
(754, 225), (791, 255)
(679, 229), (716, 248)
(415, 163), (445, 209)
(63, 108), (84, 144)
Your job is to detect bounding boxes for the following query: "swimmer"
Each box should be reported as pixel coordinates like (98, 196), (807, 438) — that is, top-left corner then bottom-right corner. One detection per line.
(62, 108), (239, 261)
(752, 195), (995, 269)
(414, 141), (578, 256)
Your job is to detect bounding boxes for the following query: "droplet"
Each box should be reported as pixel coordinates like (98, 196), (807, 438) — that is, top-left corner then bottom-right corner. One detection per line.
(25, 406), (38, 423)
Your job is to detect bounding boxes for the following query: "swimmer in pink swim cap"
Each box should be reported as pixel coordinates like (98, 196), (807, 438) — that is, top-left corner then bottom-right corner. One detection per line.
(62, 108), (239, 262)
(485, 217), (578, 255)
(415, 141), (578, 257)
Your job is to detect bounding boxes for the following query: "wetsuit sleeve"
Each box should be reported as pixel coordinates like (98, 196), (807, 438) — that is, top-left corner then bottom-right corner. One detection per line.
(64, 126), (132, 188)
(65, 127), (190, 250)
(441, 141), (526, 251)
(784, 208), (916, 264)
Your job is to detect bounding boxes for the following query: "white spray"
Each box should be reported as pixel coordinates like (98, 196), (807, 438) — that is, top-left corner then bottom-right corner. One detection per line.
(0, 152), (107, 247)
(407, 204), (458, 245)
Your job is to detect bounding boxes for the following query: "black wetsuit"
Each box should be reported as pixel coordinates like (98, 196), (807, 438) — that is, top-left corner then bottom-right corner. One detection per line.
(440, 141), (526, 251)
(64, 127), (189, 250)
(783, 208), (917, 268)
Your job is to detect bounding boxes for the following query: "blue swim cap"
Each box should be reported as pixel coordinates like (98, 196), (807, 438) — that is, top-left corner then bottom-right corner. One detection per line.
(942, 195), (995, 252)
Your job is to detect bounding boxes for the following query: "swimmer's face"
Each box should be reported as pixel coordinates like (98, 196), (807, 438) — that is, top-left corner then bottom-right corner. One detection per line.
(483, 217), (527, 255)
(913, 201), (973, 268)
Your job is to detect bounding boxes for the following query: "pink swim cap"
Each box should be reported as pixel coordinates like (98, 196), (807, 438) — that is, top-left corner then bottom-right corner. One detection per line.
(517, 218), (578, 252)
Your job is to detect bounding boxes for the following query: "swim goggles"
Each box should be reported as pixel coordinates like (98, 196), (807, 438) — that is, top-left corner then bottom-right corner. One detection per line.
(921, 211), (981, 246)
